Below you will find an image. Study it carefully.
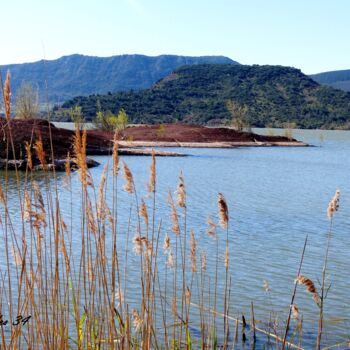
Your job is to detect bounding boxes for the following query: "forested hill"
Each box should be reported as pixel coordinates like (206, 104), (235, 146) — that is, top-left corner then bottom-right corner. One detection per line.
(58, 64), (350, 129)
(310, 70), (350, 92)
(0, 54), (236, 102)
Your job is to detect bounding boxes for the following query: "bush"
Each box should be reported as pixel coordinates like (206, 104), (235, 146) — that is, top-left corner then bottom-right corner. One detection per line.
(94, 108), (129, 131)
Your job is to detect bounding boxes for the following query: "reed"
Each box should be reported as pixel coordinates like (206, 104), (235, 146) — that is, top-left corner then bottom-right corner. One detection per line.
(316, 190), (340, 349)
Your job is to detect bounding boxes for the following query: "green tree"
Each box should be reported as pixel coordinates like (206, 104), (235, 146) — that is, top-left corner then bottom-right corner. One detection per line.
(15, 81), (39, 119)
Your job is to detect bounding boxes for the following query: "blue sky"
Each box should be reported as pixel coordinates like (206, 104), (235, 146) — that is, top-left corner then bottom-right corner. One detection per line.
(2, 0), (349, 74)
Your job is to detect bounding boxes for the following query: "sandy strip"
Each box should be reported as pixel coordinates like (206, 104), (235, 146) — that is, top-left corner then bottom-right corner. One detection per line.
(117, 141), (308, 148)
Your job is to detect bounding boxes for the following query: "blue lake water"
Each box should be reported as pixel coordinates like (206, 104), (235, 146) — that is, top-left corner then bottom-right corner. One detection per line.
(2, 127), (350, 348)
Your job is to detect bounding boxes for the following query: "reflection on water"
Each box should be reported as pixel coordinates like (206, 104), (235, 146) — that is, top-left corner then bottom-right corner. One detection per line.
(1, 128), (350, 348)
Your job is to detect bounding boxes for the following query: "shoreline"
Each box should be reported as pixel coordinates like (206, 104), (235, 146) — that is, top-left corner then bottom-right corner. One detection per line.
(117, 140), (309, 148)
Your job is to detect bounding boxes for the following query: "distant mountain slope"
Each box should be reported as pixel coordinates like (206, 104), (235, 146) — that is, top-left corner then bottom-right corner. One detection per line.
(58, 64), (350, 129)
(310, 70), (350, 92)
(0, 54), (237, 103)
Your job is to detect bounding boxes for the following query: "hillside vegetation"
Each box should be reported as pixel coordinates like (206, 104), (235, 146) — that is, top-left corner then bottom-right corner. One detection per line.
(0, 54), (236, 103)
(311, 69), (350, 92)
(57, 64), (350, 129)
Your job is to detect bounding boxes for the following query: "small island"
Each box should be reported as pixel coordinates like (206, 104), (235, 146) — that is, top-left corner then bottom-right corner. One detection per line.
(115, 123), (307, 148)
(0, 119), (307, 171)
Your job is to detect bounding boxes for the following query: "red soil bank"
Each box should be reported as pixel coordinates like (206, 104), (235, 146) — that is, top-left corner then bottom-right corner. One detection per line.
(0, 119), (302, 164)
(0, 119), (111, 160)
(117, 123), (294, 143)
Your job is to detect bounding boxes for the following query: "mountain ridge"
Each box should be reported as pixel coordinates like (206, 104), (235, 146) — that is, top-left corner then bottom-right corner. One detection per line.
(0, 54), (237, 103)
(310, 69), (350, 92)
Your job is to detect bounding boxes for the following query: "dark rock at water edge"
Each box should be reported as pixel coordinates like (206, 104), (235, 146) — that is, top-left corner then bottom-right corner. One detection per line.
(0, 158), (100, 171)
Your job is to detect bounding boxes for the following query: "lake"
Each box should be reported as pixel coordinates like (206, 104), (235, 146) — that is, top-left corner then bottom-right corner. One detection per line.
(1, 127), (350, 348)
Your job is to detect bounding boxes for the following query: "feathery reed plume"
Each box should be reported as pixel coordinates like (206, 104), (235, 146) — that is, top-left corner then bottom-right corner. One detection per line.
(86, 199), (97, 234)
(291, 304), (299, 320)
(32, 211), (47, 233)
(190, 230), (197, 272)
(98, 163), (108, 196)
(133, 235), (154, 256)
(31, 181), (47, 232)
(104, 205), (113, 225)
(112, 132), (119, 176)
(25, 142), (33, 170)
(176, 171), (186, 208)
(33, 181), (45, 213)
(166, 250), (175, 268)
(218, 192), (229, 229)
(163, 233), (170, 253)
(295, 275), (320, 305)
(24, 190), (31, 222)
(3, 71), (11, 120)
(263, 280), (271, 292)
(133, 235), (143, 256)
(224, 245), (229, 269)
(122, 161), (134, 193)
(200, 250), (207, 272)
(132, 309), (143, 332)
(139, 199), (149, 227)
(207, 215), (217, 239)
(144, 238), (154, 257)
(295, 275), (317, 294)
(29, 183), (47, 237)
(327, 189), (340, 219)
(168, 192), (180, 235)
(317, 190), (340, 349)
(65, 152), (71, 177)
(97, 164), (108, 220)
(147, 149), (156, 192)
(63, 153), (71, 189)
(74, 128), (90, 186)
(34, 133), (47, 171)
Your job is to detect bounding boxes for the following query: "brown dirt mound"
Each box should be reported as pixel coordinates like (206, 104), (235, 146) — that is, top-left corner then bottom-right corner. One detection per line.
(118, 124), (294, 143)
(0, 119), (299, 163)
(0, 119), (112, 161)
